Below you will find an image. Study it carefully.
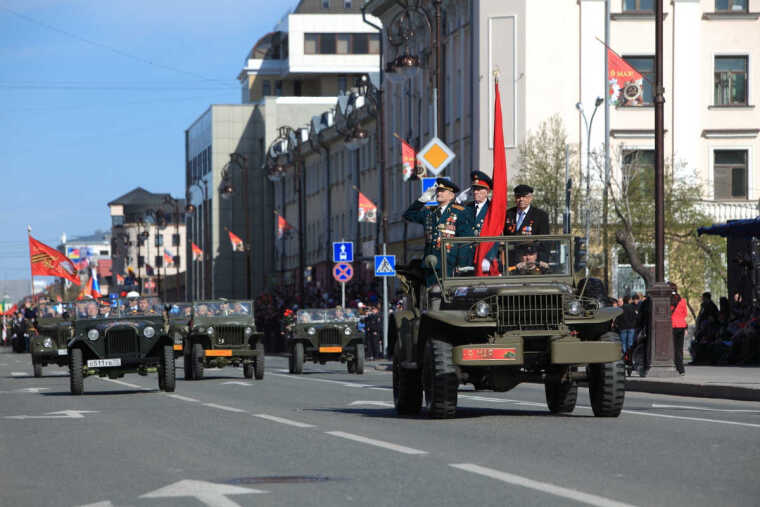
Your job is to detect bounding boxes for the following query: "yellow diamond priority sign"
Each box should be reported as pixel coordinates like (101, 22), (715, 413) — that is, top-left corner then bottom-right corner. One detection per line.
(417, 136), (455, 176)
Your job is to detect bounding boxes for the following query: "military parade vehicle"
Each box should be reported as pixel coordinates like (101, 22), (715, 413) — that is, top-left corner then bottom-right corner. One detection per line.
(183, 300), (265, 380)
(67, 296), (175, 395)
(288, 308), (365, 374)
(166, 302), (193, 364)
(389, 235), (625, 419)
(30, 302), (74, 377)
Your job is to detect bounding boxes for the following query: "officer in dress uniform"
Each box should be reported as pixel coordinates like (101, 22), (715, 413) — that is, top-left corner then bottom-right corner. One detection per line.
(457, 171), (492, 270)
(503, 184), (550, 236)
(403, 178), (473, 291)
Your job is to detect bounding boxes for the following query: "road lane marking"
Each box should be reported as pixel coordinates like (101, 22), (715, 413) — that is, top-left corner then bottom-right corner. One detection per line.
(651, 403), (760, 414)
(204, 403), (247, 413)
(349, 400), (394, 407)
(11, 372), (26, 377)
(450, 464), (637, 507)
(326, 431), (427, 455)
(270, 372), (387, 390)
(100, 378), (149, 390)
(253, 414), (315, 428)
(621, 409), (760, 429)
(165, 394), (200, 403)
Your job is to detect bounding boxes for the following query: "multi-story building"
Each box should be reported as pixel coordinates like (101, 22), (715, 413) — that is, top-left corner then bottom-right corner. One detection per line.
(184, 0), (380, 300)
(60, 230), (113, 294)
(108, 187), (186, 300)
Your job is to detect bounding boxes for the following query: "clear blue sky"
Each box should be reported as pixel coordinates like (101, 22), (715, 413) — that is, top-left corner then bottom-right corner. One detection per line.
(0, 0), (294, 281)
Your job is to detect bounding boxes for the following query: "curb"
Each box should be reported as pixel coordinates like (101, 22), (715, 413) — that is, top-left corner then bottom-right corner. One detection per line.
(625, 379), (760, 402)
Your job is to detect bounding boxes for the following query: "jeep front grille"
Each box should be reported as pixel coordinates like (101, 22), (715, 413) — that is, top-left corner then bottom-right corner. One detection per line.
(105, 328), (139, 355)
(495, 294), (563, 332)
(216, 325), (245, 346)
(318, 328), (342, 347)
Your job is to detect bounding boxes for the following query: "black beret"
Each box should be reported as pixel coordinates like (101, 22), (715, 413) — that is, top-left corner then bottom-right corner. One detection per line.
(470, 170), (492, 190)
(435, 178), (460, 194)
(514, 184), (533, 196)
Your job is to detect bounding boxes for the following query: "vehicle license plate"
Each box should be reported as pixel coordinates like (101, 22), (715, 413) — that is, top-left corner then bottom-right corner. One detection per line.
(87, 358), (121, 368)
(319, 346), (342, 353)
(461, 347), (517, 361)
(57, 349), (68, 356)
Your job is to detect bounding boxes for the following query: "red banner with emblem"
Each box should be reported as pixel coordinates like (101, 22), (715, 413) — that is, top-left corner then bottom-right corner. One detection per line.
(28, 235), (81, 285)
(358, 191), (377, 223)
(608, 48), (644, 106)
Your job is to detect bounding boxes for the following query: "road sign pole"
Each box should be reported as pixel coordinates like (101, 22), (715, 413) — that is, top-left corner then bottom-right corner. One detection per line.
(382, 244), (388, 357)
(341, 282), (345, 309)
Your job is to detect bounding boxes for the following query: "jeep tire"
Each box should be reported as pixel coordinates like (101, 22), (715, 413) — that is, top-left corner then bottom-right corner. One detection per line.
(184, 348), (193, 380)
(254, 341), (265, 380)
(545, 379), (578, 414)
(243, 362), (254, 379)
(347, 359), (356, 373)
(159, 345), (176, 392)
(192, 342), (204, 380)
(293, 342), (304, 374)
(392, 341), (422, 415)
(69, 348), (83, 395)
(354, 344), (365, 374)
(588, 333), (625, 417)
(422, 339), (458, 419)
(33, 360), (42, 378)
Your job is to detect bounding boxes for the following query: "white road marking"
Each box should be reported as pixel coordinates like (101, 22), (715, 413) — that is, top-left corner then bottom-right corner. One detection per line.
(140, 479), (266, 507)
(203, 403), (247, 413)
(100, 378), (149, 390)
(165, 394), (200, 403)
(6, 410), (98, 420)
(651, 403), (760, 414)
(349, 400), (394, 407)
(78, 501), (114, 507)
(621, 410), (760, 429)
(253, 414), (315, 428)
(450, 463), (637, 507)
(11, 372), (26, 377)
(17, 387), (49, 393)
(221, 381), (251, 386)
(270, 372), (385, 390)
(326, 431), (428, 455)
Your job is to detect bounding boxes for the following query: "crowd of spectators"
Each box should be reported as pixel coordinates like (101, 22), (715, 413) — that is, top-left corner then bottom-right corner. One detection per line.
(689, 292), (760, 366)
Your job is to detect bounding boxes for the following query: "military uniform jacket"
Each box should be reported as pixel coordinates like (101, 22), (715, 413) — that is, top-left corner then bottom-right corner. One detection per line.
(503, 205), (550, 236)
(403, 200), (473, 286)
(468, 199), (490, 236)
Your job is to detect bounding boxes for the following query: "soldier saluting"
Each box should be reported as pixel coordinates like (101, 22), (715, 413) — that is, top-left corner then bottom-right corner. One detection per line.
(403, 178), (473, 301)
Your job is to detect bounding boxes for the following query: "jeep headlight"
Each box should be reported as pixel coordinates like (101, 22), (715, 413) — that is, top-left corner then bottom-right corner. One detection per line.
(344, 327), (352, 336)
(43, 337), (53, 348)
(307, 327), (316, 336)
(206, 326), (214, 336)
(565, 300), (582, 316)
(197, 327), (205, 334)
(87, 329), (99, 341)
(244, 326), (253, 336)
(143, 326), (155, 338)
(474, 301), (490, 318)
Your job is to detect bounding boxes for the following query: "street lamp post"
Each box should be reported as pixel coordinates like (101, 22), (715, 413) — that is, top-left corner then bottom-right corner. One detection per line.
(575, 96), (604, 279)
(186, 180), (209, 300)
(220, 153), (252, 299)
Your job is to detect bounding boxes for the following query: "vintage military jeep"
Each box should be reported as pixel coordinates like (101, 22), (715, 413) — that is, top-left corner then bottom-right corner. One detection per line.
(184, 300), (264, 380)
(390, 235), (624, 419)
(67, 297), (175, 395)
(30, 303), (74, 377)
(166, 302), (193, 363)
(288, 308), (365, 374)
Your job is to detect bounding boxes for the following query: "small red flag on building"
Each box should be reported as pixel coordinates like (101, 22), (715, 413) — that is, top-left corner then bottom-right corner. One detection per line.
(163, 248), (173, 265)
(28, 235), (81, 285)
(395, 133), (424, 181)
(358, 191), (377, 223)
(277, 215), (293, 239)
(608, 48), (644, 106)
(228, 231), (245, 252)
(191, 242), (203, 261)
(116, 273), (125, 285)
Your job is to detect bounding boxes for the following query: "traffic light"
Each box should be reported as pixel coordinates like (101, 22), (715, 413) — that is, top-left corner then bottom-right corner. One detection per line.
(574, 236), (587, 272)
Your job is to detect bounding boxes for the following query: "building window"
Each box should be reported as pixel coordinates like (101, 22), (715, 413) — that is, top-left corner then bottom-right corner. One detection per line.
(304, 33), (380, 55)
(262, 79), (271, 96)
(344, 0), (352, 7)
(155, 256), (163, 268)
(714, 56), (748, 106)
(322, 0), (329, 8)
(172, 234), (180, 246)
(275, 80), (283, 96)
(623, 0), (654, 12)
(714, 150), (748, 200)
(154, 234), (163, 247)
(173, 255), (180, 266)
(352, 33), (368, 54)
(294, 80), (302, 96)
(622, 149), (655, 169)
(138, 235), (146, 247)
(138, 255), (145, 268)
(715, 0), (748, 12)
(623, 56), (654, 105)
(338, 76), (347, 94)
(112, 215), (124, 227)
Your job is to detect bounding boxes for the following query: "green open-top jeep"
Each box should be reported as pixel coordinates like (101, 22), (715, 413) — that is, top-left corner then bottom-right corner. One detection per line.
(288, 308), (365, 374)
(67, 296), (175, 395)
(166, 302), (193, 359)
(183, 300), (264, 380)
(30, 303), (74, 377)
(390, 235), (624, 419)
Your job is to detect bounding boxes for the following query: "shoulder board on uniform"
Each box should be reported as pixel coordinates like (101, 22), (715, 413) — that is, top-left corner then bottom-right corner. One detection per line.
(451, 204), (465, 211)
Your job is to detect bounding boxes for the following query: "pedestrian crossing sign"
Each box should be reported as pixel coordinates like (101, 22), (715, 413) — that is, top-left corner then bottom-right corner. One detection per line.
(374, 255), (396, 277)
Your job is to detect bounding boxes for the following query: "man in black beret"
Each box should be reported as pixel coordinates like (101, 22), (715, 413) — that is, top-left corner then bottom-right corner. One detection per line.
(468, 170), (492, 236)
(503, 184), (550, 236)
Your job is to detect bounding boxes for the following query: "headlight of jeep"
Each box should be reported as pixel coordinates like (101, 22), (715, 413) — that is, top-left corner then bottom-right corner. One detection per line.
(475, 300), (490, 318)
(307, 327), (316, 336)
(565, 299), (582, 316)
(344, 327), (352, 336)
(143, 326), (156, 338)
(245, 326), (253, 336)
(197, 327), (205, 334)
(206, 326), (214, 336)
(43, 337), (53, 348)
(87, 329), (99, 341)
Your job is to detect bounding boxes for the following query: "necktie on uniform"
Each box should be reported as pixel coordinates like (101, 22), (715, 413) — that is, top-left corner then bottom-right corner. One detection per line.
(516, 210), (525, 230)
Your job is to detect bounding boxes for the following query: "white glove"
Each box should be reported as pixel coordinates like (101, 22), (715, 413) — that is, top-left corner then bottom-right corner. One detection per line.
(455, 187), (471, 204)
(481, 258), (491, 272)
(418, 186), (437, 202)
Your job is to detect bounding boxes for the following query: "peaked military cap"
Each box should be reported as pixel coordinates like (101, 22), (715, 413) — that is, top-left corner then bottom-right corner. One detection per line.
(435, 178), (460, 194)
(470, 170), (492, 190)
(514, 184), (534, 196)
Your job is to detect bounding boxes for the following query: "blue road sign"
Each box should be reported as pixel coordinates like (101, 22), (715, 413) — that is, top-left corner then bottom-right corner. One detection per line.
(421, 176), (450, 205)
(374, 255), (396, 277)
(333, 242), (354, 263)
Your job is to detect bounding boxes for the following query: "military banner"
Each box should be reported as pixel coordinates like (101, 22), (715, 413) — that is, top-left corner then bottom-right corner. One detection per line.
(358, 191), (377, 223)
(191, 242), (203, 261)
(228, 230), (245, 252)
(608, 48), (644, 106)
(28, 235), (81, 285)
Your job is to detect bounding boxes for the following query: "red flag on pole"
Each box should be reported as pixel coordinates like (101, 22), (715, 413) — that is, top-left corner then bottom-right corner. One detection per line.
(474, 78), (508, 276)
(607, 48), (644, 106)
(228, 231), (245, 252)
(116, 273), (125, 285)
(191, 242), (203, 261)
(357, 191), (377, 223)
(28, 235), (81, 285)
(277, 215), (293, 239)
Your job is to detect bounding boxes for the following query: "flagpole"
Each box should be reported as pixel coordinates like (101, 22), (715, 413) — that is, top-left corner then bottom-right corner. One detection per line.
(27, 225), (34, 300)
(603, 0), (611, 293)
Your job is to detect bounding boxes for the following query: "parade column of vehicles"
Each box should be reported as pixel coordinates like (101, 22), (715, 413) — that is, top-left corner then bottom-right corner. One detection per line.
(288, 308), (365, 374)
(30, 303), (74, 377)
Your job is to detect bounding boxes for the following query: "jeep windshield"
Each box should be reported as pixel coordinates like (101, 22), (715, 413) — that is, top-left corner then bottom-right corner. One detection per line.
(297, 309), (359, 323)
(37, 302), (74, 318)
(442, 236), (571, 279)
(167, 302), (193, 318)
(75, 297), (162, 319)
(193, 301), (251, 317)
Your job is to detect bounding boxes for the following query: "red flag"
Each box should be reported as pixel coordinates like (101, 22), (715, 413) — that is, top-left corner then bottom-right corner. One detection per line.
(4, 303), (18, 316)
(475, 79), (508, 276)
(607, 48), (644, 106)
(28, 235), (81, 285)
(357, 192), (377, 223)
(116, 273), (125, 285)
(228, 231), (245, 252)
(400, 138), (417, 181)
(163, 248), (173, 265)
(86, 272), (101, 298)
(191, 242), (203, 261)
(277, 215), (293, 239)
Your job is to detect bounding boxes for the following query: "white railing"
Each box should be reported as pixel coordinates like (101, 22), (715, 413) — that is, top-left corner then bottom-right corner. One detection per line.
(698, 200), (758, 222)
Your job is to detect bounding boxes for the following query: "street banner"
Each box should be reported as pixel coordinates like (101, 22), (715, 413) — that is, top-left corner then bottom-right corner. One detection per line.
(116, 273), (125, 285)
(28, 235), (81, 285)
(358, 191), (377, 223)
(475, 78), (508, 276)
(163, 248), (173, 265)
(608, 48), (644, 106)
(400, 136), (417, 181)
(277, 215), (293, 239)
(228, 231), (244, 252)
(191, 242), (203, 261)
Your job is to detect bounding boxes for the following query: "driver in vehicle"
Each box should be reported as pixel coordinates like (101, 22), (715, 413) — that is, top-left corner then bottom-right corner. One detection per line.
(98, 302), (112, 318)
(231, 302), (248, 315)
(137, 298), (156, 314)
(509, 243), (550, 275)
(196, 304), (209, 317)
(84, 302), (98, 318)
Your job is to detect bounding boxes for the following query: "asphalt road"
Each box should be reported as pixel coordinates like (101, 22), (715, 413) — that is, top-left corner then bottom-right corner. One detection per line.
(1, 348), (758, 507)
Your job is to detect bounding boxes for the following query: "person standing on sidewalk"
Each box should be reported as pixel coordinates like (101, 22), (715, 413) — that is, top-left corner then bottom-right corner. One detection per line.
(670, 283), (688, 375)
(616, 296), (638, 356)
